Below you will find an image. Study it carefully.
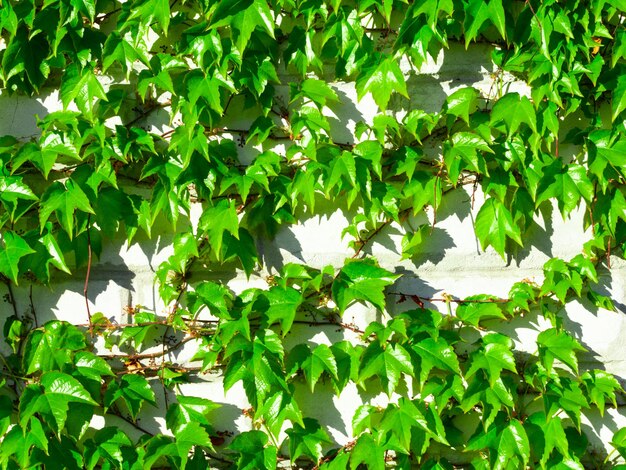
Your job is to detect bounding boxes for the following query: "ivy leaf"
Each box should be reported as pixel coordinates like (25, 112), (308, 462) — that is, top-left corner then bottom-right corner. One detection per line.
(166, 396), (221, 434)
(380, 398), (447, 454)
(444, 131), (492, 181)
(456, 296), (506, 327)
(349, 433), (385, 470)
(175, 422), (215, 467)
(262, 286), (303, 335)
(228, 430), (277, 470)
(356, 56), (409, 110)
(412, 337), (460, 384)
(39, 180), (95, 239)
(490, 93), (537, 136)
(286, 418), (333, 463)
(611, 427), (626, 459)
(198, 199), (239, 260)
(0, 231), (35, 284)
(21, 372), (97, 434)
(466, 333), (517, 386)
(247, 116), (276, 144)
(581, 370), (622, 416)
(104, 375), (156, 420)
(358, 342), (413, 396)
(0, 175), (38, 221)
(74, 351), (114, 381)
(535, 162), (594, 217)
(84, 427), (133, 470)
(612, 74), (626, 122)
(494, 420), (530, 469)
(291, 79), (339, 110)
(60, 64), (107, 120)
(444, 87), (479, 125)
(464, 0), (505, 47)
(537, 328), (586, 375)
(102, 31), (150, 78)
(11, 142), (57, 179)
(211, 0), (275, 53)
(474, 198), (523, 258)
(332, 259), (400, 313)
(302, 344), (339, 392)
(23, 321), (86, 375)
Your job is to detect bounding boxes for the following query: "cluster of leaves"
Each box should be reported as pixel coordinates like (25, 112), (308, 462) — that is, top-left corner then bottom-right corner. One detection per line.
(1, 0), (626, 468)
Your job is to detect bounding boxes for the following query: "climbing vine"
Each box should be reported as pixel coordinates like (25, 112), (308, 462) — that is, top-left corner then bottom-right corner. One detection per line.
(1, 0), (626, 468)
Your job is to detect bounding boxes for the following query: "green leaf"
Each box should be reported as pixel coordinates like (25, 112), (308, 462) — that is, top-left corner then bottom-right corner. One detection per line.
(356, 56), (409, 110)
(0, 175), (38, 221)
(612, 427), (626, 459)
(466, 334), (517, 386)
(23, 321), (86, 375)
(74, 351), (114, 381)
(536, 162), (594, 217)
(22, 372), (97, 434)
(302, 344), (339, 392)
(490, 93), (537, 136)
(228, 430), (277, 470)
(84, 427), (133, 470)
(332, 259), (400, 313)
(104, 374), (156, 420)
(464, 0), (494, 47)
(262, 286), (303, 335)
(0, 231), (34, 284)
(60, 64), (107, 120)
(444, 131), (492, 180)
(350, 433), (385, 470)
(456, 296), (506, 327)
(613, 74), (626, 122)
(292, 79), (339, 109)
(444, 87), (479, 125)
(358, 342), (413, 396)
(39, 180), (95, 239)
(199, 199), (239, 260)
(474, 198), (523, 258)
(412, 337), (460, 384)
(166, 396), (220, 434)
(537, 328), (586, 374)
(286, 418), (333, 463)
(211, 0), (275, 53)
(175, 422), (215, 468)
(11, 142), (57, 180)
(581, 370), (622, 416)
(496, 420), (530, 469)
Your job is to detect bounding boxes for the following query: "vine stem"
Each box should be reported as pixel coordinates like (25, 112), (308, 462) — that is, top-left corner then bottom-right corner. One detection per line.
(29, 284), (38, 328)
(84, 215), (93, 337)
(3, 279), (18, 317)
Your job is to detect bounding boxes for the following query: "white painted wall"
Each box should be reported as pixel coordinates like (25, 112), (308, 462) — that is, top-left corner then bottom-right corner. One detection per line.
(2, 42), (625, 462)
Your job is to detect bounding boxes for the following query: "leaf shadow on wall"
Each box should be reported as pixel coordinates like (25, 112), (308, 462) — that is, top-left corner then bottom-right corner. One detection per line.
(391, 44), (491, 115)
(385, 275), (439, 317)
(0, 91), (51, 139)
(510, 202), (555, 266)
(326, 87), (367, 145)
(24, 226), (202, 326)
